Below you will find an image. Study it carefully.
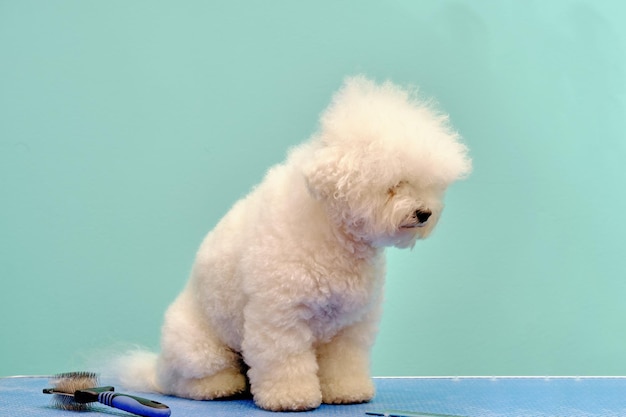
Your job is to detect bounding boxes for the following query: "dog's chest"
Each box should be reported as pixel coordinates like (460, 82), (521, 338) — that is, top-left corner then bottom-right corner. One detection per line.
(303, 263), (383, 340)
(309, 292), (354, 322)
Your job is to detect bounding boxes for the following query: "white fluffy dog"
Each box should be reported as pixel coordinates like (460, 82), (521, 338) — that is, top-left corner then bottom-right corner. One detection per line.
(115, 76), (471, 411)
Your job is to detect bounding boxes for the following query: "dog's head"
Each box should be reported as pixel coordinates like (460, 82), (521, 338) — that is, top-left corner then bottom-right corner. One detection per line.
(300, 76), (471, 249)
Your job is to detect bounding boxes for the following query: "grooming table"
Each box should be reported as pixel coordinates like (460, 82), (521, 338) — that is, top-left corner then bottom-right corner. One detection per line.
(2, 376), (625, 416)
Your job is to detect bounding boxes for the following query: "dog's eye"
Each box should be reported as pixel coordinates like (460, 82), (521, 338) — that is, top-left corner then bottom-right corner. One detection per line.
(388, 181), (408, 192)
(387, 181), (408, 199)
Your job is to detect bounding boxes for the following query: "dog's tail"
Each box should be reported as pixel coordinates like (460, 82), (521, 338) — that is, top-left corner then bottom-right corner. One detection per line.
(98, 348), (163, 393)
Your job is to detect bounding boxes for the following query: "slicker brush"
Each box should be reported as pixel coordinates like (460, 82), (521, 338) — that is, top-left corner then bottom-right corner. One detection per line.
(44, 372), (100, 411)
(43, 371), (171, 417)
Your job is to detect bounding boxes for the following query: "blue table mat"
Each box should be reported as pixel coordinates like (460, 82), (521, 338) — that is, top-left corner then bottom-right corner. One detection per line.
(2, 376), (625, 416)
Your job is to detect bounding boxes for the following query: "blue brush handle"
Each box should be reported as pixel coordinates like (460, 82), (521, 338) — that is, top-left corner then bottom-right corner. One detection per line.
(98, 391), (171, 417)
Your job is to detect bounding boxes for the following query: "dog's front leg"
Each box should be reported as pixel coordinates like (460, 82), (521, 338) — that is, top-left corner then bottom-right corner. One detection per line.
(316, 308), (380, 404)
(242, 299), (322, 412)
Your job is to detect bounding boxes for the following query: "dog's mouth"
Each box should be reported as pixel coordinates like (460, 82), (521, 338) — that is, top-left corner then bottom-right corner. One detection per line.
(400, 222), (428, 229)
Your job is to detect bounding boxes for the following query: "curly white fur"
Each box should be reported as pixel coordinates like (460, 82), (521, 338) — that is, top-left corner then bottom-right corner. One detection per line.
(113, 76), (471, 411)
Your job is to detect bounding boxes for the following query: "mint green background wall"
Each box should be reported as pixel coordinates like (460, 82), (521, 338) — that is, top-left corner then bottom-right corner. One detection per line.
(1, 0), (625, 377)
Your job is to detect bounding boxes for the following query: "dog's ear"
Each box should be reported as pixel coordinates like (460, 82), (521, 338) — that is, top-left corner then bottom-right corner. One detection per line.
(302, 146), (349, 201)
(302, 148), (334, 200)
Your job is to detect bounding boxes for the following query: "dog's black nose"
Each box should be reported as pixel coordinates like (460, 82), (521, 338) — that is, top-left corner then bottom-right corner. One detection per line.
(415, 209), (432, 223)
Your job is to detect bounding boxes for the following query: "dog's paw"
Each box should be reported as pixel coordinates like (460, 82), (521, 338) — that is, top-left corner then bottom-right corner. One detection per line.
(169, 368), (248, 400)
(252, 376), (322, 411)
(321, 375), (375, 404)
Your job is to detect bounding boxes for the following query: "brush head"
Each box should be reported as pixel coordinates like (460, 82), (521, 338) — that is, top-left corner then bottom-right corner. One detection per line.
(44, 371), (99, 411)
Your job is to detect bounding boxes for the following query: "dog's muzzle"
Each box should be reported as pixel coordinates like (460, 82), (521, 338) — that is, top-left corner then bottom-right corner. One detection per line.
(401, 209), (432, 229)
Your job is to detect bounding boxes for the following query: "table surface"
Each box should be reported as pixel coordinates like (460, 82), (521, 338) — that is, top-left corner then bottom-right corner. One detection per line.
(2, 376), (625, 416)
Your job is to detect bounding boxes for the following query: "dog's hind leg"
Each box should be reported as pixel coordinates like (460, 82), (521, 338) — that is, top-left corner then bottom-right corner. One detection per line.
(155, 290), (247, 400)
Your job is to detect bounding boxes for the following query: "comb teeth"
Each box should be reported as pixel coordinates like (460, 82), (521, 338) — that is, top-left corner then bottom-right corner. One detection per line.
(47, 371), (99, 411)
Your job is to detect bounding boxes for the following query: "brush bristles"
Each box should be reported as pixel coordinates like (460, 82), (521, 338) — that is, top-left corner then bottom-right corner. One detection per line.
(52, 393), (91, 411)
(49, 371), (99, 411)
(51, 371), (99, 391)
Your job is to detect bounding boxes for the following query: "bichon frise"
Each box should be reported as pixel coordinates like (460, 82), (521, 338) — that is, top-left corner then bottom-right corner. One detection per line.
(114, 76), (471, 411)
